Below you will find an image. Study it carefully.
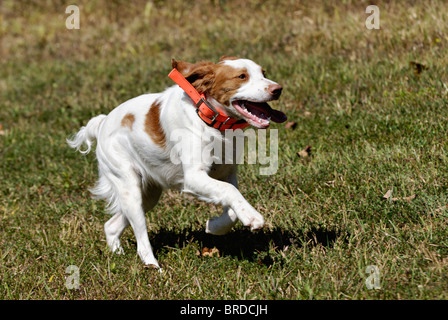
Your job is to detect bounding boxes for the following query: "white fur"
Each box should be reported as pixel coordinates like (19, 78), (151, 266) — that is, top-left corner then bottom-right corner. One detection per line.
(67, 58), (279, 268)
(222, 59), (279, 103)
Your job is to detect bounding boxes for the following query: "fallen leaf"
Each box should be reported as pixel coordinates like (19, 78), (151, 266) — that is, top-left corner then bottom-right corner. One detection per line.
(383, 189), (416, 202)
(201, 247), (220, 257)
(211, 248), (220, 257)
(285, 121), (297, 129)
(400, 194), (417, 202)
(383, 189), (393, 200)
(409, 61), (428, 75)
(297, 145), (312, 158)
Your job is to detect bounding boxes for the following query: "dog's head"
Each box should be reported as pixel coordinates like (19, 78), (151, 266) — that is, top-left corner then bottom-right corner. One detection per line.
(172, 56), (287, 129)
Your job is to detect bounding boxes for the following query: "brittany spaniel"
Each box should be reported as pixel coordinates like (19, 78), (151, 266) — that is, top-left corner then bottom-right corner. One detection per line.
(67, 56), (286, 268)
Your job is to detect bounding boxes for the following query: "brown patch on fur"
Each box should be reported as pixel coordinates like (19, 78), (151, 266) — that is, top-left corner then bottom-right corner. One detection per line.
(219, 55), (240, 62)
(172, 59), (216, 94)
(171, 58), (249, 106)
(121, 113), (135, 130)
(145, 100), (166, 148)
(209, 64), (249, 106)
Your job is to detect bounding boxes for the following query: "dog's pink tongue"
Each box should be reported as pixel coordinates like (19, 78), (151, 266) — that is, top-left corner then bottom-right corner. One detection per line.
(245, 101), (287, 123)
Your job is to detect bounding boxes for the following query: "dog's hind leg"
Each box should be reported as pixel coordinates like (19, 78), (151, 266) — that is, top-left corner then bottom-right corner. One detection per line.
(105, 183), (162, 266)
(100, 165), (162, 268)
(104, 212), (129, 254)
(122, 183), (162, 268)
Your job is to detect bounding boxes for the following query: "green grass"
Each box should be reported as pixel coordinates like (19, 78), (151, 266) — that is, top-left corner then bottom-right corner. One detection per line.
(1, 0), (448, 299)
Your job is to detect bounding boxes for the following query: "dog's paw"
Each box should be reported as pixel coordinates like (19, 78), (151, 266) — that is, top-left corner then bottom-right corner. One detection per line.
(205, 214), (237, 235)
(107, 239), (124, 255)
(237, 208), (265, 231)
(206, 218), (229, 235)
(138, 250), (160, 269)
(248, 215), (265, 231)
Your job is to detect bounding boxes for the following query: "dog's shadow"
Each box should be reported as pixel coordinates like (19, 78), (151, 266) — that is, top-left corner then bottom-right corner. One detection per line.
(148, 226), (342, 265)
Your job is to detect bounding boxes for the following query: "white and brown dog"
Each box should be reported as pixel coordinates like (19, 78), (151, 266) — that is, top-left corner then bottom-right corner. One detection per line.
(67, 56), (286, 268)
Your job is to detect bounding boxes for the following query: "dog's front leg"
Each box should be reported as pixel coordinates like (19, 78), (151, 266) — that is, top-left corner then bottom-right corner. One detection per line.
(183, 168), (264, 231)
(206, 206), (238, 235)
(206, 172), (238, 235)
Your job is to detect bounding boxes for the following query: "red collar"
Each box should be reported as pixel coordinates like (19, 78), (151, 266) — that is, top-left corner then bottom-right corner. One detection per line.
(168, 68), (249, 130)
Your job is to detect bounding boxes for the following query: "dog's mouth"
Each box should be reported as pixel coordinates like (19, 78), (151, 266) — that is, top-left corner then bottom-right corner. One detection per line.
(232, 100), (287, 129)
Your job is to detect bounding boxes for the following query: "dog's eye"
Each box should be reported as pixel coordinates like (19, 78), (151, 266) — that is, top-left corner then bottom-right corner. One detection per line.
(238, 73), (246, 80)
(262, 70), (267, 78)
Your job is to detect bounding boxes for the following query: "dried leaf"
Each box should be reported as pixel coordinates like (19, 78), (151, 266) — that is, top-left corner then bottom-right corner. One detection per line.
(401, 194), (417, 202)
(285, 121), (297, 129)
(383, 189), (416, 202)
(297, 145), (312, 158)
(201, 247), (220, 257)
(409, 61), (428, 75)
(210, 248), (220, 257)
(390, 194), (416, 202)
(383, 189), (393, 200)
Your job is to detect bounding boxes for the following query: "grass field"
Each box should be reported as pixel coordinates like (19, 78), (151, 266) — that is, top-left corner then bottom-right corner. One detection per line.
(1, 0), (448, 299)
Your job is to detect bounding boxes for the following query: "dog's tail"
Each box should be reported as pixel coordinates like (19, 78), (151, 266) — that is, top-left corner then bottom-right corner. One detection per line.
(67, 114), (107, 154)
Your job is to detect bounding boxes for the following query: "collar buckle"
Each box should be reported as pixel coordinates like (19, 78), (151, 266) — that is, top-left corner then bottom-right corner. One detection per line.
(195, 97), (219, 122)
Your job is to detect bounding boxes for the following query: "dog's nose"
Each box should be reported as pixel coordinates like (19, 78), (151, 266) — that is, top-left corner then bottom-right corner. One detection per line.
(268, 84), (283, 98)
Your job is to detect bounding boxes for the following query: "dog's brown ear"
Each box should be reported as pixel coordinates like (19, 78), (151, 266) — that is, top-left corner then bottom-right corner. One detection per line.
(172, 59), (215, 93)
(171, 59), (192, 73)
(171, 58), (179, 69)
(219, 55), (240, 62)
